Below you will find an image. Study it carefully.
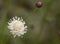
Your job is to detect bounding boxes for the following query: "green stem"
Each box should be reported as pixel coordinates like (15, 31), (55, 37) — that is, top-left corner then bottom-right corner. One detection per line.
(37, 0), (54, 43)
(25, 8), (39, 22)
(0, 0), (11, 35)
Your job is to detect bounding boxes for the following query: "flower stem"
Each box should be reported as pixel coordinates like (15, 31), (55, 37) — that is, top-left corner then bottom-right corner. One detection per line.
(0, 0), (11, 36)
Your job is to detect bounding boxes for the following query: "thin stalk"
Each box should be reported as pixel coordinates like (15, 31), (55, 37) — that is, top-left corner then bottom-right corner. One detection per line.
(37, 0), (54, 44)
(0, 0), (11, 36)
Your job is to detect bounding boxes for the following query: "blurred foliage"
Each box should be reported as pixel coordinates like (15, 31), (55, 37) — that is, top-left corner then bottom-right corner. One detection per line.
(0, 0), (60, 44)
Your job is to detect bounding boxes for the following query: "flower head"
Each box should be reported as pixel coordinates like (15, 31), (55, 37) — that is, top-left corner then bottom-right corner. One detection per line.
(8, 16), (27, 38)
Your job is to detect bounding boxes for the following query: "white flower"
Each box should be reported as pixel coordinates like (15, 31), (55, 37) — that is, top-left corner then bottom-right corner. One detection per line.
(8, 16), (27, 38)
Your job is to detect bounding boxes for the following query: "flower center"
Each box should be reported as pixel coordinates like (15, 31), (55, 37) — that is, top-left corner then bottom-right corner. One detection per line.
(13, 21), (23, 30)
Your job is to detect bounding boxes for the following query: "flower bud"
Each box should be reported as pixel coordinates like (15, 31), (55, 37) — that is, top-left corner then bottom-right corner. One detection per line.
(36, 1), (43, 8)
(58, 32), (60, 36)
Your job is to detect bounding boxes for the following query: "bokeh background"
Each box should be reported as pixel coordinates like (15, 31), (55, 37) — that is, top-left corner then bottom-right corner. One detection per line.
(0, 0), (60, 44)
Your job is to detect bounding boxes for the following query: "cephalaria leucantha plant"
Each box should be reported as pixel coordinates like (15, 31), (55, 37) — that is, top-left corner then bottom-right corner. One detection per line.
(8, 16), (27, 38)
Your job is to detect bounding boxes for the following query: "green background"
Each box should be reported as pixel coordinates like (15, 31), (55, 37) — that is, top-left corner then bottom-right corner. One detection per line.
(0, 0), (60, 44)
